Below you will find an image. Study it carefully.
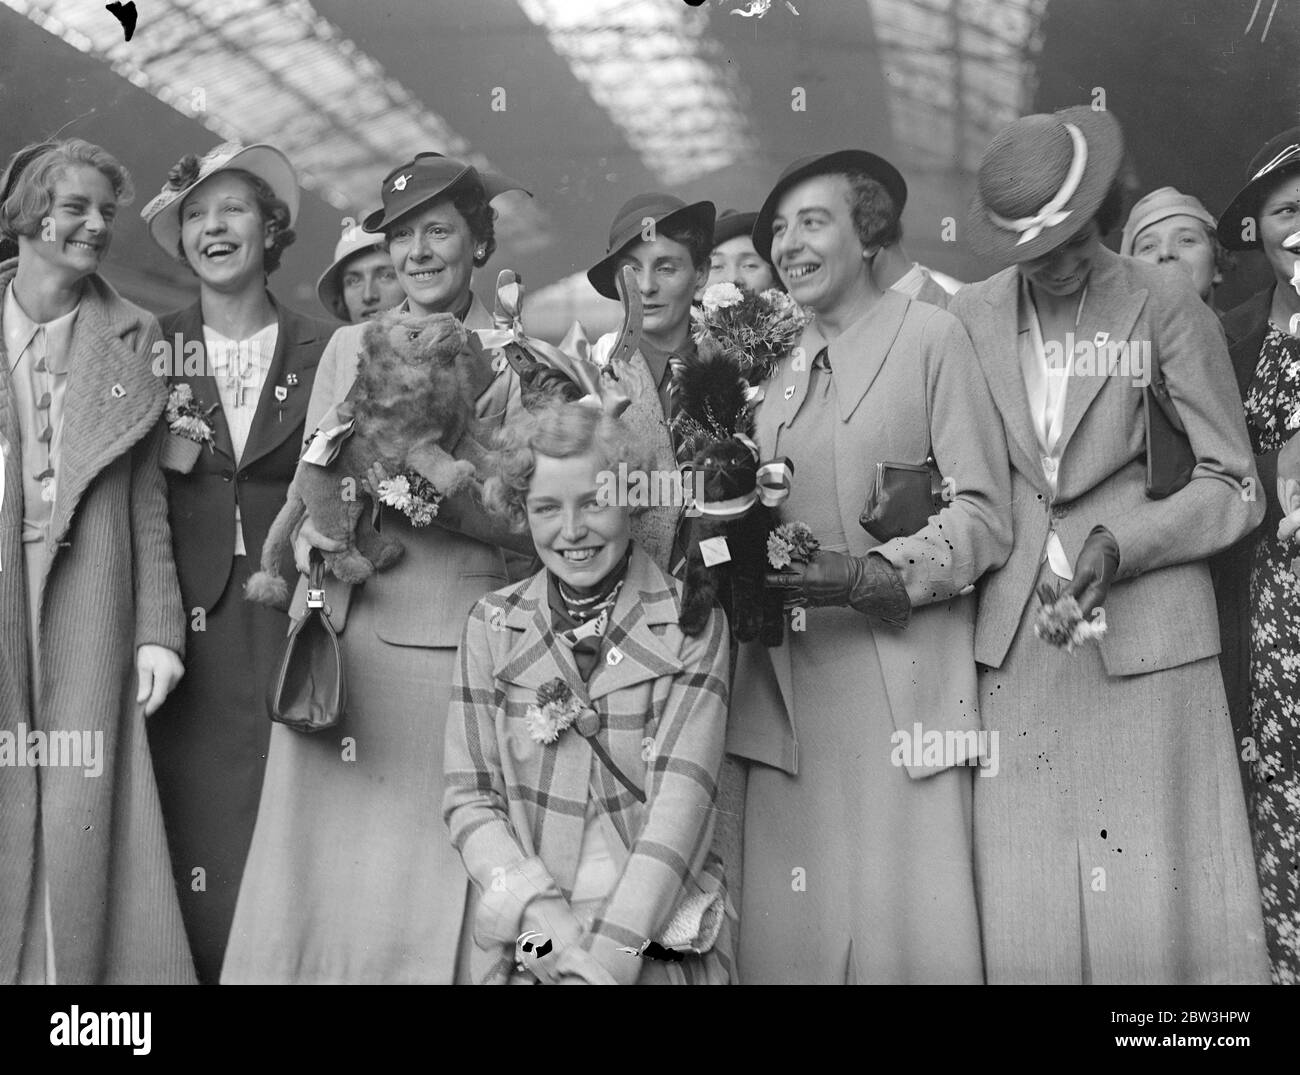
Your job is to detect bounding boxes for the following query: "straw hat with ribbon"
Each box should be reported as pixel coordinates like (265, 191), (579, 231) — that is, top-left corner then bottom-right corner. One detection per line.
(1216, 125), (1300, 251)
(967, 106), (1124, 265)
(140, 142), (299, 258)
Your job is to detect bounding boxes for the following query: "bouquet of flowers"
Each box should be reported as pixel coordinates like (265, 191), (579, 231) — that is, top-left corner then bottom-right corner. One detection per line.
(1033, 581), (1107, 652)
(161, 383), (219, 472)
(691, 282), (809, 385)
(766, 521), (820, 570)
(376, 471), (445, 527)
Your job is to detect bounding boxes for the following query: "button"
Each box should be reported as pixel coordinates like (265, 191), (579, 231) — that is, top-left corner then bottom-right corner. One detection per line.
(238, 472), (249, 482)
(221, 469), (234, 482)
(1041, 457), (1057, 476)
(1051, 505), (1069, 520)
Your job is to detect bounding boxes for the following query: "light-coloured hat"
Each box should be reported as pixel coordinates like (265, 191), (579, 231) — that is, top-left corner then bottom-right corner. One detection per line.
(316, 223), (389, 318)
(141, 142), (299, 258)
(1120, 187), (1216, 256)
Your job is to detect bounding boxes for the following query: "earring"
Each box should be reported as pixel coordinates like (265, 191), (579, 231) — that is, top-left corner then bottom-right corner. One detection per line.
(476, 248), (485, 258)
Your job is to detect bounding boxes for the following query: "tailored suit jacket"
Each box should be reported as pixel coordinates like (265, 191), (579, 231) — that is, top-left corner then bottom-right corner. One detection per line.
(726, 290), (1014, 778)
(949, 247), (1263, 676)
(161, 296), (330, 613)
(444, 543), (732, 985)
(0, 262), (193, 983)
(304, 293), (525, 647)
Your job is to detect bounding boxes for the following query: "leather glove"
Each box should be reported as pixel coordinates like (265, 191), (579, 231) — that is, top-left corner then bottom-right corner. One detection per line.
(1067, 525), (1120, 620)
(766, 551), (911, 628)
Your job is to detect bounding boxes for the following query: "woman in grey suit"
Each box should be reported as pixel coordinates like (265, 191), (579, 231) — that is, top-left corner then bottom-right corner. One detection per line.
(953, 106), (1270, 983)
(729, 150), (1013, 983)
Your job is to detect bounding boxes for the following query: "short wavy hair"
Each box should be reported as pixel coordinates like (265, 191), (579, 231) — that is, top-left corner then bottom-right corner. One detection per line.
(482, 402), (653, 532)
(842, 170), (902, 249)
(174, 166), (296, 275)
(0, 138), (134, 243)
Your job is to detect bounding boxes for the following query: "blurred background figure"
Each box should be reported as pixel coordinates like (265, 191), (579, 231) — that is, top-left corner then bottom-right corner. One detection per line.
(315, 221), (404, 323)
(707, 208), (778, 292)
(1121, 186), (1232, 308)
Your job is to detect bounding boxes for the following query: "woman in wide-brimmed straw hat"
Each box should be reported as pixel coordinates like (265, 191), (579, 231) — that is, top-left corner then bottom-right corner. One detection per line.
(0, 138), (192, 984)
(315, 221), (404, 323)
(1209, 125), (1300, 983)
(138, 141), (333, 983)
(727, 148), (1013, 984)
(223, 151), (536, 984)
(951, 106), (1269, 983)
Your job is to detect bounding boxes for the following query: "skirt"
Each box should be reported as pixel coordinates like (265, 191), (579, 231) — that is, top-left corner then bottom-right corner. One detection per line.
(974, 562), (1271, 984)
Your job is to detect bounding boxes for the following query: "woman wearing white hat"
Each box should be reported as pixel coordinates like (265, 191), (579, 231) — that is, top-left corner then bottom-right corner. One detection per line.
(140, 142), (332, 984)
(315, 223), (404, 323)
(1120, 186), (1233, 308)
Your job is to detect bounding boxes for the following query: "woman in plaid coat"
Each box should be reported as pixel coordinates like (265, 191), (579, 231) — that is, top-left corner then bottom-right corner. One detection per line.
(444, 402), (734, 984)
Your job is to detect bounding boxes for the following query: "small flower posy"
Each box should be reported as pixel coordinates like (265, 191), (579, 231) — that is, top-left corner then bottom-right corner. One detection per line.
(376, 471), (445, 527)
(524, 678), (587, 745)
(692, 283), (810, 385)
(1033, 582), (1107, 652)
(766, 521), (820, 570)
(165, 383), (219, 446)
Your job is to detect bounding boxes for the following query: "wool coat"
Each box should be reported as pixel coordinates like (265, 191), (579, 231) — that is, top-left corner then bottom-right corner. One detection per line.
(444, 543), (734, 985)
(949, 247), (1270, 983)
(0, 261), (194, 984)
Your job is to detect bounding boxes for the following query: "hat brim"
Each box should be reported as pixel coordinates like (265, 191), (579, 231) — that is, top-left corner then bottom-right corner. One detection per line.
(752, 150), (907, 264)
(146, 144), (300, 260)
(966, 107), (1123, 266)
(362, 165), (532, 234)
(712, 211), (760, 250)
(315, 237), (389, 320)
(586, 200), (716, 300)
(1217, 161), (1300, 251)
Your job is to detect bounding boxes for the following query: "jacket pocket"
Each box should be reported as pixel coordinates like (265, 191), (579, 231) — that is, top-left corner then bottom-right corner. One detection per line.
(373, 570), (508, 648)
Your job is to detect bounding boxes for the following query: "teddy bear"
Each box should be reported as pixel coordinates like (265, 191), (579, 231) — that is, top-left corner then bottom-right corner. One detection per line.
(245, 309), (481, 605)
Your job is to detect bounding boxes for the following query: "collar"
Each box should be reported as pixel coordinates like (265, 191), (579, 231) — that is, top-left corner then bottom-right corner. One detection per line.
(4, 282), (80, 375)
(889, 262), (927, 300)
(397, 290), (492, 330)
(202, 319), (278, 374)
(639, 333), (696, 387)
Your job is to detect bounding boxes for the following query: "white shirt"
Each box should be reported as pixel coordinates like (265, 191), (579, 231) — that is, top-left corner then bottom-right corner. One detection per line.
(203, 321), (278, 555)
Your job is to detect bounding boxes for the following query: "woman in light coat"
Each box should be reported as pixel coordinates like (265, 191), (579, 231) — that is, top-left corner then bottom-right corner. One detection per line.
(953, 106), (1269, 983)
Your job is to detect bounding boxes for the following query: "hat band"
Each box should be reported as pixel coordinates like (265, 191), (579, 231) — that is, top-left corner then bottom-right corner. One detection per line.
(986, 123), (1089, 248)
(1252, 144), (1300, 181)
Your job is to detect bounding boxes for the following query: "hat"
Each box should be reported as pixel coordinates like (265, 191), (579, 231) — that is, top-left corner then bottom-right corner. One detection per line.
(967, 106), (1124, 265)
(1217, 126), (1300, 251)
(316, 222), (390, 318)
(752, 150), (907, 263)
(586, 193), (716, 300)
(141, 142), (299, 258)
(362, 152), (530, 234)
(711, 209), (760, 249)
(1120, 187), (1217, 256)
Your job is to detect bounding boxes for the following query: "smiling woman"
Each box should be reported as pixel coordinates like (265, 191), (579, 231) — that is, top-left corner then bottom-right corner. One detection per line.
(0, 138), (193, 984)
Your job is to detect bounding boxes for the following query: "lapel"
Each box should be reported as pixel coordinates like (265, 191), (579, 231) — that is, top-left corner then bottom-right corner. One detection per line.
(1225, 287), (1273, 399)
(494, 546), (682, 703)
(1056, 246), (1146, 451)
(825, 289), (909, 424)
(239, 296), (323, 471)
(969, 267), (1043, 479)
(163, 302), (234, 462)
(46, 275), (167, 565)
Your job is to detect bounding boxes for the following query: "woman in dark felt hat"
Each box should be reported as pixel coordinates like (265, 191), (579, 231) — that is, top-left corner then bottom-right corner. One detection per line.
(708, 208), (778, 293)
(138, 142), (332, 984)
(951, 107), (1269, 983)
(223, 152), (534, 984)
(1210, 126), (1300, 983)
(0, 139), (192, 984)
(727, 149), (1013, 983)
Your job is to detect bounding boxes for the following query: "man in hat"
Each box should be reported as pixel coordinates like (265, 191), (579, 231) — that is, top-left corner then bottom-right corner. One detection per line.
(1121, 186), (1231, 308)
(316, 223), (405, 323)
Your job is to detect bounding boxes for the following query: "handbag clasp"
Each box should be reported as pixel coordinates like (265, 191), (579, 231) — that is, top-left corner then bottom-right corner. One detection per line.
(306, 587), (325, 609)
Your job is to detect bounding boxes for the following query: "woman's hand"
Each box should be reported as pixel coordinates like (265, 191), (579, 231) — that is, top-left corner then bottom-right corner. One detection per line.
(292, 513), (347, 575)
(1067, 525), (1121, 618)
(136, 645), (184, 716)
(359, 461), (392, 499)
(766, 551), (910, 627)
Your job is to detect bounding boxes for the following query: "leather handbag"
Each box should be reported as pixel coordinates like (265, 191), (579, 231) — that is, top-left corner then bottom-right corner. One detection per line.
(859, 452), (947, 542)
(266, 554), (350, 732)
(1143, 352), (1194, 499)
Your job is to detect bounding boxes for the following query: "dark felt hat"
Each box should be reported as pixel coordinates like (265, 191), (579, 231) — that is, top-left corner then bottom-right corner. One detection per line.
(1217, 126), (1300, 251)
(362, 152), (530, 233)
(711, 209), (760, 248)
(586, 192), (715, 300)
(967, 106), (1123, 265)
(752, 150), (907, 263)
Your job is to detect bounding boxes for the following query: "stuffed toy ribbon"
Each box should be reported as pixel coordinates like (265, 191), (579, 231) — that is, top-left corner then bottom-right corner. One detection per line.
(691, 433), (793, 520)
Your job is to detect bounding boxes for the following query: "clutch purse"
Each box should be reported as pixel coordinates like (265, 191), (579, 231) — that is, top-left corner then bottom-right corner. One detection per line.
(859, 453), (946, 542)
(1143, 362), (1194, 499)
(266, 555), (350, 733)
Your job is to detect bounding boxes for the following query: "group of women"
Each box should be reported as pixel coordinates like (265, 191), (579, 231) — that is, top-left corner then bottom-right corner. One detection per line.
(1, 103), (1297, 985)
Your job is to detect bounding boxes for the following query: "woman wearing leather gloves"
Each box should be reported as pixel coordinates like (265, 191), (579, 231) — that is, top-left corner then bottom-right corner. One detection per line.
(729, 150), (1014, 984)
(953, 107), (1270, 983)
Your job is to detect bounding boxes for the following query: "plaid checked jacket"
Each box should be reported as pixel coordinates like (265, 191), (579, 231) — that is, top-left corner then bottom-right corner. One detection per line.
(444, 543), (735, 985)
